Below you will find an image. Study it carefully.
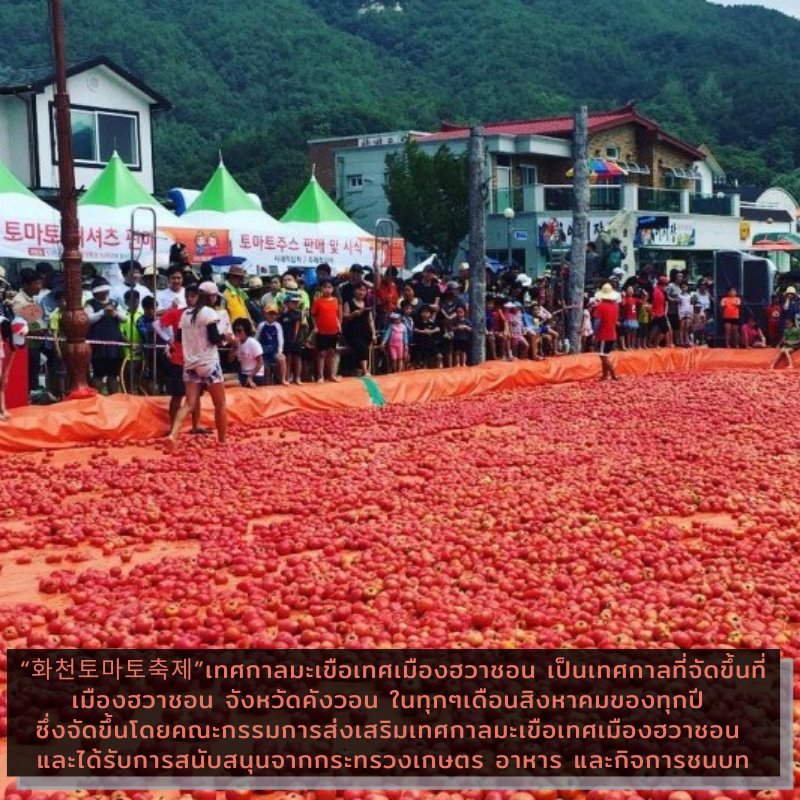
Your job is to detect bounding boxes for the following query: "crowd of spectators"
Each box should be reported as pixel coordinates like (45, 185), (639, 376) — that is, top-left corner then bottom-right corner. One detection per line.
(1, 251), (800, 424)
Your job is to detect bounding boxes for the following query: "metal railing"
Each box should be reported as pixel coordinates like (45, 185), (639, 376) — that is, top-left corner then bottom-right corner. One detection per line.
(638, 187), (682, 213)
(689, 193), (733, 216)
(543, 185), (623, 212)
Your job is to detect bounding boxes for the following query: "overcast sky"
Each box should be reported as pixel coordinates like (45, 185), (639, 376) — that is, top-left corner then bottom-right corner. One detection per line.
(709, 0), (800, 19)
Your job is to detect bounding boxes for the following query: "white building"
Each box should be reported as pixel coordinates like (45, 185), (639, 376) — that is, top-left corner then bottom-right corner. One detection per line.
(0, 57), (170, 194)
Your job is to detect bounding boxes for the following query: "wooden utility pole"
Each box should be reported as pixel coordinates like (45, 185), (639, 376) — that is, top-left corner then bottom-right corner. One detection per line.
(568, 106), (589, 355)
(50, 0), (93, 397)
(467, 127), (486, 366)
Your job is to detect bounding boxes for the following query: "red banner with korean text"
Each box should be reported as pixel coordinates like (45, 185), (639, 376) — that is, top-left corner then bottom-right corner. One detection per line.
(159, 227), (232, 265)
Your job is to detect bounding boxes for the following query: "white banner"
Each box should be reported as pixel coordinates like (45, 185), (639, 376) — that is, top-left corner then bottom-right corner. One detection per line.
(0, 217), (61, 260)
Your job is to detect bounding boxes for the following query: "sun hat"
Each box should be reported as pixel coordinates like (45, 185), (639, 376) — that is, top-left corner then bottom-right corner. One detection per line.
(198, 281), (219, 296)
(459, 262), (469, 271)
(247, 276), (263, 290)
(227, 265), (246, 277)
(785, 286), (797, 295)
(598, 282), (620, 301)
(516, 274), (533, 287)
(264, 304), (279, 314)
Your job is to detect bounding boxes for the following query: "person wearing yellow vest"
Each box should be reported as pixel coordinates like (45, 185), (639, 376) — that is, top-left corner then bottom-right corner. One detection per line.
(223, 265), (251, 323)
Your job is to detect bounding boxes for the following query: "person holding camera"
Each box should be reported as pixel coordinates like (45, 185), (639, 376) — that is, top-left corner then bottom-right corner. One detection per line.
(84, 278), (126, 394)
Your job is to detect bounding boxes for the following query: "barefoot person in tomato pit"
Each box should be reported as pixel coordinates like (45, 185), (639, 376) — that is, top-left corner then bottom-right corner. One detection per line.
(168, 281), (229, 446)
(594, 282), (620, 382)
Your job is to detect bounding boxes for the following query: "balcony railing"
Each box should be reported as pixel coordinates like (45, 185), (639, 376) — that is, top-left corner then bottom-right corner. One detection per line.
(689, 193), (733, 216)
(489, 184), (737, 217)
(638, 187), (682, 213)
(543, 185), (623, 212)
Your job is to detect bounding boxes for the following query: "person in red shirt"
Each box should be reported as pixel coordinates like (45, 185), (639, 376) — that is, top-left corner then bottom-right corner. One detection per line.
(594, 282), (620, 381)
(720, 287), (742, 348)
(154, 284), (204, 432)
(310, 279), (342, 382)
(649, 275), (671, 348)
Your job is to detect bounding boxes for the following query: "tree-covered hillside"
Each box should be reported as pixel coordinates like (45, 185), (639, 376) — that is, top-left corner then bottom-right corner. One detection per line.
(2, 0), (800, 212)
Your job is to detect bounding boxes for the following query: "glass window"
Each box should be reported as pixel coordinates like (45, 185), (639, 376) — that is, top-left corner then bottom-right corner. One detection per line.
(70, 110), (96, 163)
(347, 174), (363, 189)
(98, 113), (137, 165)
(58, 107), (139, 168)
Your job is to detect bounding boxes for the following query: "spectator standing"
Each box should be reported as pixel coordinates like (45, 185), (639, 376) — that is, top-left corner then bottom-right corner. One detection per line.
(620, 286), (639, 351)
(720, 287), (742, 348)
(677, 281), (694, 347)
(381, 311), (408, 373)
(257, 306), (288, 385)
(156, 266), (186, 312)
(415, 266), (442, 312)
(11, 267), (44, 395)
(278, 294), (304, 384)
(782, 286), (799, 330)
(451, 305), (472, 366)
(765, 294), (782, 346)
(310, 279), (342, 383)
(84, 280), (125, 394)
(245, 277), (265, 325)
(649, 275), (670, 348)
(342, 282), (376, 377)
(0, 315), (14, 420)
(665, 272), (682, 342)
(413, 305), (441, 368)
(222, 265), (250, 323)
(594, 283), (620, 381)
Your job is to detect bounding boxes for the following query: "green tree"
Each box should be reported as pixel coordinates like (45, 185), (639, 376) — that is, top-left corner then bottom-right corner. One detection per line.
(384, 140), (469, 268)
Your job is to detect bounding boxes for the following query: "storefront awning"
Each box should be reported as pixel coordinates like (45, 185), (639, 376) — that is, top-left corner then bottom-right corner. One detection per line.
(664, 166), (701, 180)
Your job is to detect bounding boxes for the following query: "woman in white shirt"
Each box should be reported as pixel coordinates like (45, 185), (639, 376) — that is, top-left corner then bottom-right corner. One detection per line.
(231, 318), (265, 387)
(168, 281), (229, 446)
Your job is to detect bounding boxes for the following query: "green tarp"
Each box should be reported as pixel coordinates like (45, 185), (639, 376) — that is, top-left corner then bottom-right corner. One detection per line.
(0, 158), (37, 197)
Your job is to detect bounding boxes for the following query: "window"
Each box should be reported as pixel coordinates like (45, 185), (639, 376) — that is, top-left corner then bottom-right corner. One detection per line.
(606, 146), (620, 159)
(520, 165), (538, 186)
(347, 174), (364, 190)
(54, 106), (140, 168)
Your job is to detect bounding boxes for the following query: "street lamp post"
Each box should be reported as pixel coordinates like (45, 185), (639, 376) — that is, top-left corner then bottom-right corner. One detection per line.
(50, 0), (93, 397)
(503, 207), (515, 269)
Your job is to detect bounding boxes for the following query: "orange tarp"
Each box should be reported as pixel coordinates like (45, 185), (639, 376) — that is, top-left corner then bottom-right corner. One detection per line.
(0, 348), (782, 454)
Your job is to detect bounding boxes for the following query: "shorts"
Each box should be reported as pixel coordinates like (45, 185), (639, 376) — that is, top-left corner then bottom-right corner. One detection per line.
(597, 340), (615, 356)
(166, 361), (185, 398)
(238, 373), (266, 387)
(651, 316), (669, 334)
(623, 320), (639, 331)
(387, 344), (406, 361)
(284, 341), (303, 357)
(668, 313), (680, 332)
(347, 340), (371, 362)
(184, 363), (224, 386)
(453, 338), (470, 353)
(316, 333), (339, 352)
(91, 357), (122, 379)
(723, 318), (740, 326)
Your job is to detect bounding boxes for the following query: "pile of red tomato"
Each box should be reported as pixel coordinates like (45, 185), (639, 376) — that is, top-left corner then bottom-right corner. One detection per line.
(1, 370), (800, 800)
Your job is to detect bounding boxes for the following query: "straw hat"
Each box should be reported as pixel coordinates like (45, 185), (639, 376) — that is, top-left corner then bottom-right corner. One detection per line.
(785, 286), (797, 295)
(597, 282), (620, 301)
(247, 276), (264, 290)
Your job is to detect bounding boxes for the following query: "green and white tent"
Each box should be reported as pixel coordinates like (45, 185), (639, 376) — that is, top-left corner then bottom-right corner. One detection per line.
(78, 152), (179, 264)
(179, 161), (277, 229)
(0, 156), (60, 259)
(279, 176), (375, 271)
